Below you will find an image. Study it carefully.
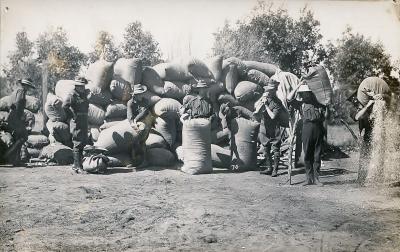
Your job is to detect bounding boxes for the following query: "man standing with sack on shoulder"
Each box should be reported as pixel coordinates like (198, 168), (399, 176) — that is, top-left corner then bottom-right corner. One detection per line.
(62, 77), (89, 174)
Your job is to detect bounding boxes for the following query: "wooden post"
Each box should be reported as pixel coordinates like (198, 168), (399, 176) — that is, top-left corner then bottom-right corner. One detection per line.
(41, 61), (48, 133)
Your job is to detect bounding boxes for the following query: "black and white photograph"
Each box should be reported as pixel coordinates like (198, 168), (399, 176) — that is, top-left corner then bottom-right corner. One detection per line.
(1, 0), (400, 251)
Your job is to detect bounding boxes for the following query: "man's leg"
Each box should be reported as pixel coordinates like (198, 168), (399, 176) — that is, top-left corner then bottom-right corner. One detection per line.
(313, 124), (324, 185)
(302, 123), (315, 185)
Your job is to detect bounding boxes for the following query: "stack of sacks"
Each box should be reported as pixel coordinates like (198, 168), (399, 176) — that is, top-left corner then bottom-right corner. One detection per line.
(43, 89), (74, 164)
(0, 94), (46, 162)
(144, 98), (182, 167)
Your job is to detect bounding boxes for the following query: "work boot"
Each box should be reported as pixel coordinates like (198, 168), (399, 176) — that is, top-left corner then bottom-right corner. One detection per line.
(271, 156), (279, 177)
(72, 150), (85, 174)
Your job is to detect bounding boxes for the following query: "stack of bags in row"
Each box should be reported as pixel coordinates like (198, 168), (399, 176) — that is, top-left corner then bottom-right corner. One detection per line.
(0, 94), (61, 163)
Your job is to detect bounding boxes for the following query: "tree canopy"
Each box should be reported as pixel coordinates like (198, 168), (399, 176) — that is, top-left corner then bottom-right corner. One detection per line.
(212, 3), (326, 76)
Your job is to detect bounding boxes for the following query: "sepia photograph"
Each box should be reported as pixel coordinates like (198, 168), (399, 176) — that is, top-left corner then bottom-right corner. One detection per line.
(0, 0), (400, 251)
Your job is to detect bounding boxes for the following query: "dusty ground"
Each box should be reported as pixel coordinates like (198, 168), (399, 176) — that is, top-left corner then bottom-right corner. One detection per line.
(1, 149), (400, 252)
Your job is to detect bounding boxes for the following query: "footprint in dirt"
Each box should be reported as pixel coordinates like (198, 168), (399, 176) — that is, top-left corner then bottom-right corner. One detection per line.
(78, 186), (105, 200)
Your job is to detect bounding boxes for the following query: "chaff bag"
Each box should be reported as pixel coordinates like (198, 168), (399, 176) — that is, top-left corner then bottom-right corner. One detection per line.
(303, 66), (332, 106)
(82, 154), (109, 173)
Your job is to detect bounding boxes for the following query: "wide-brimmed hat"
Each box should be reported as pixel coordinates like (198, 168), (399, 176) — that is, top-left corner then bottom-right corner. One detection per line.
(74, 76), (88, 85)
(298, 84), (311, 92)
(18, 78), (36, 89)
(132, 84), (148, 95)
(193, 81), (209, 89)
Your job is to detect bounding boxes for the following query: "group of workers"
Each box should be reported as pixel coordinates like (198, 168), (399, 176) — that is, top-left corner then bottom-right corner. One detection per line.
(1, 74), (386, 186)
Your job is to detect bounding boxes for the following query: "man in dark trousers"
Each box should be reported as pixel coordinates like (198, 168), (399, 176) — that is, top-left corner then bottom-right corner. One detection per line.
(62, 77), (89, 174)
(254, 78), (284, 177)
(5, 78), (36, 166)
(126, 84), (154, 168)
(287, 83), (325, 186)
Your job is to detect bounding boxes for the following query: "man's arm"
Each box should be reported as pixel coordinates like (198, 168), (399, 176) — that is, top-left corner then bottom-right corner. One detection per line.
(355, 100), (374, 121)
(62, 93), (76, 119)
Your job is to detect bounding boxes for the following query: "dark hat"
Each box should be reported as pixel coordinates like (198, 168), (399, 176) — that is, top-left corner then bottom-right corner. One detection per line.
(132, 84), (148, 95)
(83, 145), (107, 154)
(74, 76), (88, 85)
(18, 78), (35, 89)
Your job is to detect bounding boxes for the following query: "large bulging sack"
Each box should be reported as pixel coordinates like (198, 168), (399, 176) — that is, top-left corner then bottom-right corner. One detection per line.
(40, 143), (73, 165)
(86, 60), (114, 90)
(27, 147), (41, 159)
(0, 95), (39, 113)
(105, 102), (127, 120)
(55, 80), (76, 104)
(205, 55), (223, 81)
(152, 98), (182, 117)
(303, 66), (332, 105)
(145, 132), (167, 149)
(110, 80), (132, 102)
(86, 84), (113, 107)
(218, 93), (239, 106)
(231, 118), (260, 171)
(242, 60), (277, 77)
(163, 81), (186, 100)
(27, 134), (50, 149)
(181, 118), (212, 175)
(160, 59), (192, 81)
(113, 58), (142, 85)
(234, 81), (263, 103)
(211, 144), (231, 168)
(187, 58), (214, 80)
(147, 148), (176, 167)
(45, 93), (67, 122)
(357, 77), (391, 106)
(223, 57), (248, 78)
(141, 66), (165, 95)
(154, 114), (177, 147)
(0, 131), (13, 147)
(88, 104), (106, 126)
(152, 63), (168, 79)
(25, 96), (40, 113)
(95, 119), (143, 154)
(247, 69), (270, 86)
(139, 90), (162, 107)
(222, 63), (238, 95)
(46, 121), (72, 146)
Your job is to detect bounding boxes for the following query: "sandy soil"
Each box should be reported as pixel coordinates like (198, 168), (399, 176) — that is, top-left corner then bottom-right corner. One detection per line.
(1, 150), (400, 252)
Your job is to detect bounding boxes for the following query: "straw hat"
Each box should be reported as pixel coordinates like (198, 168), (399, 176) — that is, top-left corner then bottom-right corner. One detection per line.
(74, 76), (88, 85)
(132, 84), (148, 95)
(298, 84), (311, 92)
(18, 78), (36, 89)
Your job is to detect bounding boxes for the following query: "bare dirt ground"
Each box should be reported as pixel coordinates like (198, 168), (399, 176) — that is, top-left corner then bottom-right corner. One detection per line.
(1, 149), (400, 252)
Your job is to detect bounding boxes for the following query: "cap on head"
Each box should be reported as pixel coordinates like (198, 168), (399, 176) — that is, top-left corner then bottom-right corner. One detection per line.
(74, 76), (88, 85)
(297, 84), (311, 92)
(18, 78), (36, 89)
(132, 84), (148, 95)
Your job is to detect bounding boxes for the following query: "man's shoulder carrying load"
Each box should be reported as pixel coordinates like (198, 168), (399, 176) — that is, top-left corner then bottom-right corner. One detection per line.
(357, 77), (391, 107)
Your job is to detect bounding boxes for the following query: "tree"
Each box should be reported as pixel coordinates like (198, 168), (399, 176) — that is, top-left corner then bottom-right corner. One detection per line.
(36, 27), (87, 91)
(2, 32), (41, 97)
(88, 31), (120, 63)
(212, 3), (326, 76)
(325, 28), (399, 92)
(120, 21), (162, 66)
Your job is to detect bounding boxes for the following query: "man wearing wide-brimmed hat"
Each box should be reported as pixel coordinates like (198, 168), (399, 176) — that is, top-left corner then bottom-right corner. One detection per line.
(180, 81), (213, 120)
(5, 78), (36, 166)
(254, 76), (284, 177)
(126, 84), (154, 168)
(62, 76), (89, 173)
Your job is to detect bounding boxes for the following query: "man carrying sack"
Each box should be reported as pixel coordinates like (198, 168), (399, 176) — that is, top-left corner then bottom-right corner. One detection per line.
(62, 77), (89, 174)
(254, 77), (285, 177)
(5, 78), (36, 166)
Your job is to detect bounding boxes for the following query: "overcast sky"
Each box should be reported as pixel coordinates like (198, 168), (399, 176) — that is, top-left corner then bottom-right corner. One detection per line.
(1, 0), (400, 67)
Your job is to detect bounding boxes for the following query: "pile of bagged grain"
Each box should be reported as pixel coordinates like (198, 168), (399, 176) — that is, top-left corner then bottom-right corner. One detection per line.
(366, 100), (400, 185)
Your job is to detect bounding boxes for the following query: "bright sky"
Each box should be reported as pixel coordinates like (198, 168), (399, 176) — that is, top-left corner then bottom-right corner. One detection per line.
(1, 0), (400, 67)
